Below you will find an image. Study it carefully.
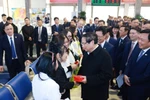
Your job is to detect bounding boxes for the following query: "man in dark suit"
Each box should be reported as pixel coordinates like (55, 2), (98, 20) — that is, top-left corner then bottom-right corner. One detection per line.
(63, 17), (70, 29)
(124, 29), (150, 100)
(89, 17), (99, 32)
(78, 33), (112, 100)
(34, 19), (48, 57)
(51, 17), (64, 35)
(77, 20), (90, 42)
(7, 17), (18, 34)
(0, 14), (7, 37)
(120, 27), (141, 74)
(95, 26), (114, 60)
(114, 26), (130, 77)
(119, 27), (141, 99)
(113, 26), (130, 94)
(0, 23), (30, 79)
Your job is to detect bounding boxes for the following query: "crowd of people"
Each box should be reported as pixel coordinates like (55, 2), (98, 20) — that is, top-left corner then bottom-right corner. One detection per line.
(0, 13), (150, 100)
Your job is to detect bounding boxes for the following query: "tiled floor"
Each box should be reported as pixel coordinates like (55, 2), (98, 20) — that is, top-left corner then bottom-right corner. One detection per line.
(71, 86), (121, 100)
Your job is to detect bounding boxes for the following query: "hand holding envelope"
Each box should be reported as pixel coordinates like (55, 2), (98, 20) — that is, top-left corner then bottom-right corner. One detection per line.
(74, 75), (87, 84)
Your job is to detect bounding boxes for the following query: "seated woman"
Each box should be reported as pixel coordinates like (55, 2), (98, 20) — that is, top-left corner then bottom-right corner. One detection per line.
(32, 52), (61, 100)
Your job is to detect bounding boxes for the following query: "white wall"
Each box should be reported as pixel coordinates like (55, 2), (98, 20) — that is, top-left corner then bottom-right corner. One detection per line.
(93, 6), (118, 22)
(51, 6), (74, 25)
(141, 7), (150, 20)
(31, 0), (46, 8)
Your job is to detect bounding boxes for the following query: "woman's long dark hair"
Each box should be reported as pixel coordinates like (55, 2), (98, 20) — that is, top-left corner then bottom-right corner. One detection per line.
(36, 52), (56, 81)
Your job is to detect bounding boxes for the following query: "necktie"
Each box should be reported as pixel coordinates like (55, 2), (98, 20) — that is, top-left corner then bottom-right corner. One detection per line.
(128, 42), (135, 59)
(136, 50), (144, 62)
(10, 37), (17, 59)
(119, 39), (123, 46)
(80, 28), (83, 36)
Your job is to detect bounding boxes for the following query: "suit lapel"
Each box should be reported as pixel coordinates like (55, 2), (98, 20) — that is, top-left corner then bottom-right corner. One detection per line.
(5, 35), (11, 49)
(103, 42), (107, 50)
(137, 49), (150, 63)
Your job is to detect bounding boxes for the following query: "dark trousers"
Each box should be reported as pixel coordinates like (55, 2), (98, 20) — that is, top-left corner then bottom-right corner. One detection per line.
(36, 42), (46, 57)
(7, 59), (25, 79)
(24, 41), (33, 57)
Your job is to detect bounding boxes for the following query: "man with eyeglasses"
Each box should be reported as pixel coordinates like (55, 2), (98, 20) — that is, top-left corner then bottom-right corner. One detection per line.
(78, 32), (112, 100)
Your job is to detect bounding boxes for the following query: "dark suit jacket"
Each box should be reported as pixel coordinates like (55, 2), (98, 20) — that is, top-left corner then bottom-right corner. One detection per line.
(63, 22), (70, 29)
(103, 42), (115, 66)
(33, 26), (48, 44)
(77, 26), (90, 42)
(121, 42), (141, 73)
(0, 34), (27, 68)
(51, 24), (64, 34)
(88, 24), (96, 32)
(124, 49), (150, 98)
(78, 45), (112, 100)
(12, 23), (18, 33)
(54, 61), (74, 99)
(0, 22), (6, 36)
(108, 37), (117, 47)
(114, 37), (130, 72)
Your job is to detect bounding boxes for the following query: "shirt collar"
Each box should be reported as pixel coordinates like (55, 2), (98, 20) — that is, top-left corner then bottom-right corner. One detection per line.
(142, 47), (150, 54)
(106, 36), (110, 42)
(132, 40), (138, 45)
(90, 45), (101, 56)
(121, 35), (127, 40)
(39, 72), (50, 80)
(100, 41), (105, 48)
(3, 21), (6, 24)
(7, 34), (14, 39)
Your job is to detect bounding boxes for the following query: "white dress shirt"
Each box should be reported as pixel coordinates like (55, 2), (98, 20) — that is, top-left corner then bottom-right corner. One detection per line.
(38, 26), (42, 42)
(7, 35), (18, 59)
(100, 41), (106, 48)
(61, 50), (75, 78)
(32, 72), (61, 100)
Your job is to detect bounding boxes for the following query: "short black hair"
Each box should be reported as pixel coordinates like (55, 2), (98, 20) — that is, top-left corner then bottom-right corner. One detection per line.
(98, 20), (105, 24)
(140, 29), (150, 41)
(54, 17), (59, 21)
(24, 17), (29, 20)
(2, 14), (6, 17)
(94, 17), (99, 21)
(144, 21), (150, 25)
(71, 19), (76, 23)
(120, 25), (130, 32)
(4, 23), (12, 29)
(95, 26), (107, 36)
(7, 16), (13, 21)
(131, 18), (139, 22)
(130, 27), (141, 33)
(113, 25), (119, 29)
(73, 16), (77, 19)
(82, 32), (98, 44)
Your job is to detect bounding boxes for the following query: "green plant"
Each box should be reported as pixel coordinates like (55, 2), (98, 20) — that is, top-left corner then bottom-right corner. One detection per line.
(79, 11), (86, 21)
(135, 14), (143, 21)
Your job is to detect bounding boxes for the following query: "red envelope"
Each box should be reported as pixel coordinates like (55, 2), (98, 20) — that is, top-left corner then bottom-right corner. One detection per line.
(74, 60), (79, 65)
(74, 75), (84, 82)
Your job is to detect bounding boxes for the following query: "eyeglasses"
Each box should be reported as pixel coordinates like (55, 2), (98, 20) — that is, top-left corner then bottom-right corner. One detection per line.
(81, 42), (87, 45)
(67, 35), (72, 38)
